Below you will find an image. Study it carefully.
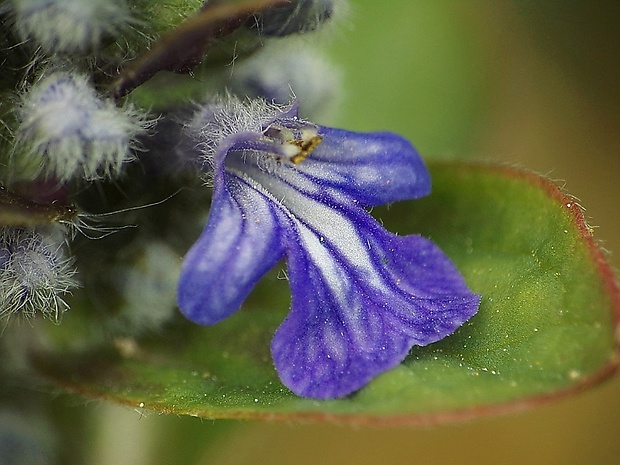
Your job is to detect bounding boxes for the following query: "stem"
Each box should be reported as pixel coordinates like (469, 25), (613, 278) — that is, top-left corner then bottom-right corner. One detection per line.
(110, 0), (290, 100)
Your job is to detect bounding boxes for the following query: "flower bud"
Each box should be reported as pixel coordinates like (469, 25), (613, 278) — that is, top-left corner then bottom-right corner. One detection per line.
(0, 226), (77, 321)
(10, 0), (131, 54)
(13, 72), (152, 183)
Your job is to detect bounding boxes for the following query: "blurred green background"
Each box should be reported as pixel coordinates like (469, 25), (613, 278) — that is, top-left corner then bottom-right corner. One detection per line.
(52, 1), (620, 464)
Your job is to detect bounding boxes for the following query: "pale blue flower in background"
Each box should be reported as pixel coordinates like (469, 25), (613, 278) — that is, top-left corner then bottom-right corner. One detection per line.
(229, 40), (341, 121)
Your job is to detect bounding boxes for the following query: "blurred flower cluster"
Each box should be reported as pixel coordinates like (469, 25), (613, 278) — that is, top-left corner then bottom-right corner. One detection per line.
(0, 0), (343, 330)
(0, 0), (478, 409)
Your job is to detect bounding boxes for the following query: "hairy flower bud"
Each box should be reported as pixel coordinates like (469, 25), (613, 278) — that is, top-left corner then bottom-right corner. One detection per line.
(13, 72), (152, 183)
(10, 0), (131, 54)
(0, 226), (77, 321)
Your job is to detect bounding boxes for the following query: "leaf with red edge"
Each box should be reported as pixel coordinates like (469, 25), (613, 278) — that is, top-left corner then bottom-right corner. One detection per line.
(31, 162), (620, 425)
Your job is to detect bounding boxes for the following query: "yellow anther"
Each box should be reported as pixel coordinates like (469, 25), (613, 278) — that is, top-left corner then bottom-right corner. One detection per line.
(288, 133), (323, 164)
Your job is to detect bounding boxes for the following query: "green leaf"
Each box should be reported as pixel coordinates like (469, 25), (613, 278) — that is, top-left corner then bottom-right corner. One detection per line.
(31, 162), (620, 425)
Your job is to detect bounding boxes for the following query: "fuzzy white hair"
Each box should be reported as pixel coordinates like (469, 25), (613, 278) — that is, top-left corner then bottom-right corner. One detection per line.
(11, 0), (132, 54)
(186, 94), (289, 171)
(0, 226), (77, 322)
(14, 71), (152, 183)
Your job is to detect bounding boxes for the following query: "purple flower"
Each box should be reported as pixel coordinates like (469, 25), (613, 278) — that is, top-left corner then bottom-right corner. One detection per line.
(177, 97), (480, 399)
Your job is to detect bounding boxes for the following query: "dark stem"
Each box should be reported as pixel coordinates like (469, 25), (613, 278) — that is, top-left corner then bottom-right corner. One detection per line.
(0, 185), (76, 228)
(110, 0), (290, 100)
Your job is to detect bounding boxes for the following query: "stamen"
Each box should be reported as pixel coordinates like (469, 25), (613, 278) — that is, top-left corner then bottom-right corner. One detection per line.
(265, 124), (322, 164)
(288, 128), (322, 164)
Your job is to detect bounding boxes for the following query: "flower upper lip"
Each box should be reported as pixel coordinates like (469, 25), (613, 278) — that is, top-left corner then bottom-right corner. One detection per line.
(177, 98), (480, 399)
